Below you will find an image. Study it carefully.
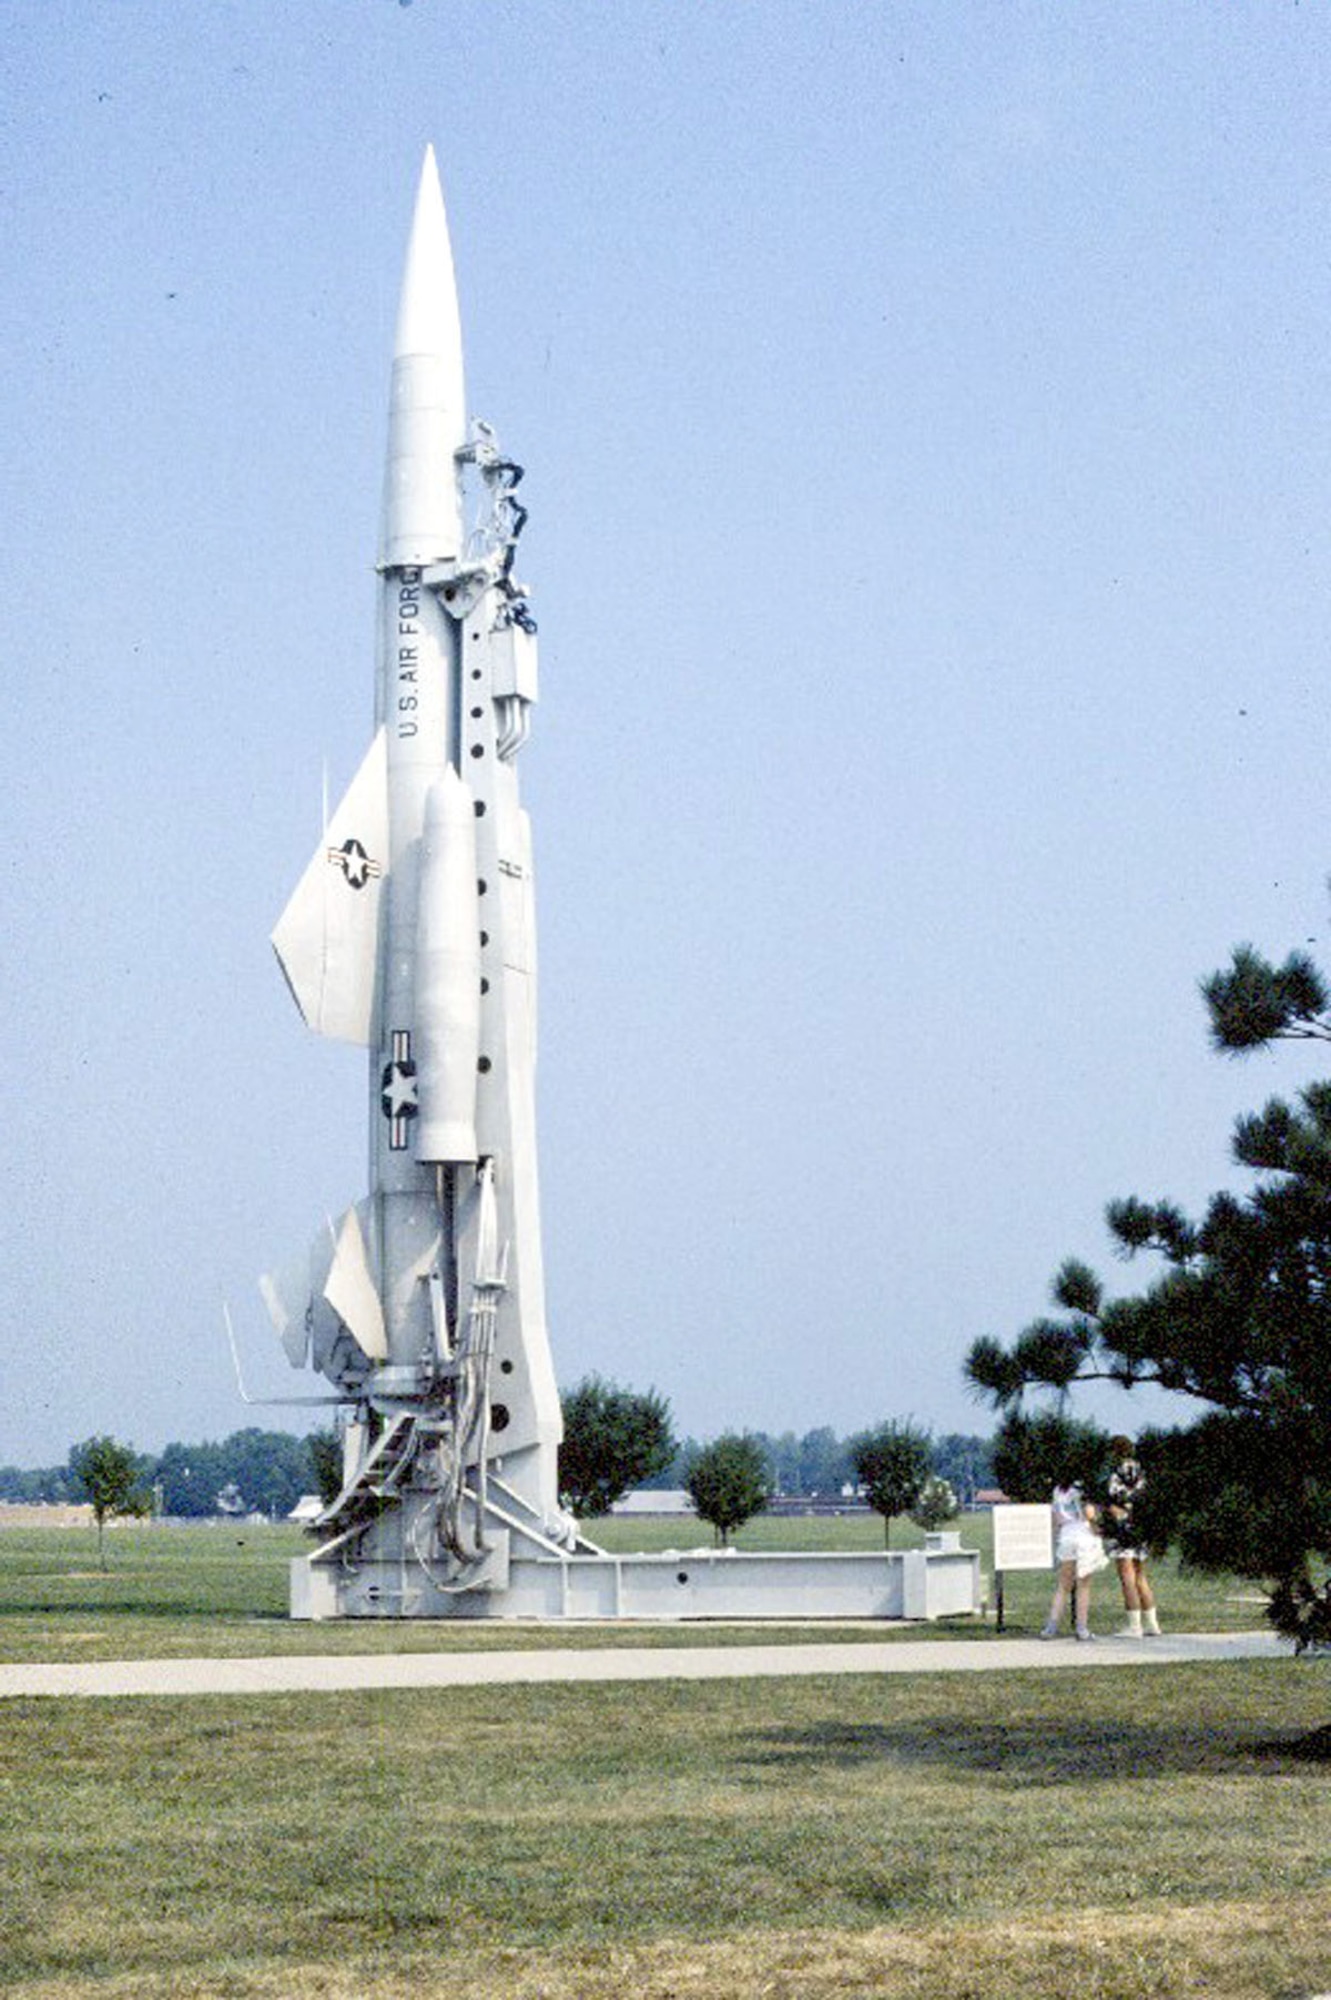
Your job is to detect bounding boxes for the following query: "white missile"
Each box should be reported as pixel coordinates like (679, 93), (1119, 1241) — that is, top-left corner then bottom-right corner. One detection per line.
(266, 146), (568, 1615)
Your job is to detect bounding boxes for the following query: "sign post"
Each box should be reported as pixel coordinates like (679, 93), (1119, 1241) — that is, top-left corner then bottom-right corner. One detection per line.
(990, 1504), (1053, 1631)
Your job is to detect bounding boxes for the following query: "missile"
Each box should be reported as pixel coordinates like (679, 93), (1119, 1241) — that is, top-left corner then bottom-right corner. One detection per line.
(267, 147), (566, 1610)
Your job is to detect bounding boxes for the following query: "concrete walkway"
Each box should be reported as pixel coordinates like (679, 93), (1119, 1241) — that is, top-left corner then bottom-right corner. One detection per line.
(0, 1630), (1295, 1699)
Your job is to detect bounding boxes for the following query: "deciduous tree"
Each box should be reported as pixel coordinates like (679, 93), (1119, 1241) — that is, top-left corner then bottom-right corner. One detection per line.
(307, 1428), (344, 1507)
(69, 1436), (150, 1568)
(849, 1420), (932, 1546)
(684, 1433), (772, 1546)
(558, 1376), (676, 1519)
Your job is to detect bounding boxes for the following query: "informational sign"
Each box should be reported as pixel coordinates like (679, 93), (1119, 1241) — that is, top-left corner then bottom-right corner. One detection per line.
(992, 1503), (1053, 1572)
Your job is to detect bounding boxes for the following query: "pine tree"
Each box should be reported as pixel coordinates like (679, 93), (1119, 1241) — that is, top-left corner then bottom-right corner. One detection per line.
(964, 928), (1331, 1649)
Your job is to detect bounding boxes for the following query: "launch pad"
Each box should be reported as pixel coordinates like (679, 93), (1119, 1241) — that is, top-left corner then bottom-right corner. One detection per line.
(291, 1535), (981, 1622)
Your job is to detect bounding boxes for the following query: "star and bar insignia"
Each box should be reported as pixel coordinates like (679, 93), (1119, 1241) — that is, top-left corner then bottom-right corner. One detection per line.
(328, 837), (382, 891)
(381, 1029), (418, 1148)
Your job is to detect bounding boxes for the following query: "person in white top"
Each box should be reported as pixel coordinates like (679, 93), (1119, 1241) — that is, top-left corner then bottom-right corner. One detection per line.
(1039, 1480), (1107, 1641)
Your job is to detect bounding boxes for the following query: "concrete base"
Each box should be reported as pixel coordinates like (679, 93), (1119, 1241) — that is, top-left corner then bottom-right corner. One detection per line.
(290, 1543), (981, 1622)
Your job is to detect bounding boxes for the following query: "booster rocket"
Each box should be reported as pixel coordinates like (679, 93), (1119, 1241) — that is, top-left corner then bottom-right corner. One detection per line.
(266, 148), (571, 1613)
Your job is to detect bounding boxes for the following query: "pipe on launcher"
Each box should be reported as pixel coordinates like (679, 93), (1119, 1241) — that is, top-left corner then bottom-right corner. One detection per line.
(414, 765), (481, 1163)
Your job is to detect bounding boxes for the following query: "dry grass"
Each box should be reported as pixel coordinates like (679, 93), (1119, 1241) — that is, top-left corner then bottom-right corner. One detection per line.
(13, 1899), (1327, 2000)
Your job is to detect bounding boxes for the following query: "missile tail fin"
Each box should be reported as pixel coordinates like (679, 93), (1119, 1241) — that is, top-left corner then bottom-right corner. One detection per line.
(260, 1254), (313, 1369)
(324, 1203), (388, 1362)
(272, 730), (389, 1045)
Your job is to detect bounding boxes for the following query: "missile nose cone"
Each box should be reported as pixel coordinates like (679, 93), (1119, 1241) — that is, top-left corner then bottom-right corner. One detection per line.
(394, 146), (463, 365)
(380, 145), (468, 568)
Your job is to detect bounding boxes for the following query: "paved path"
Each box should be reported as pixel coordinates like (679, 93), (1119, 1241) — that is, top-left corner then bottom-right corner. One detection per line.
(0, 1630), (1295, 1699)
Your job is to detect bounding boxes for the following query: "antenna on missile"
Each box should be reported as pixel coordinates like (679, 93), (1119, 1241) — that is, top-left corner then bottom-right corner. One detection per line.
(222, 1300), (345, 1409)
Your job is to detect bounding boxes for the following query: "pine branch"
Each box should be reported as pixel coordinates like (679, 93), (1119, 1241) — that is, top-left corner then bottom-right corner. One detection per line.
(1203, 945), (1331, 1054)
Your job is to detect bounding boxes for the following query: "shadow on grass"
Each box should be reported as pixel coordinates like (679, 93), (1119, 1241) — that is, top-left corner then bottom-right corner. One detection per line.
(0, 1598), (283, 1621)
(746, 1714), (1326, 1783)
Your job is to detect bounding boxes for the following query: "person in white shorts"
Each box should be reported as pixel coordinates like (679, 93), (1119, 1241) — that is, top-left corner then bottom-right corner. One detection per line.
(1039, 1480), (1107, 1641)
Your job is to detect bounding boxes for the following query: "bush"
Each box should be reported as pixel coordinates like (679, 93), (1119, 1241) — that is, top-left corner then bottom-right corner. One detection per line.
(910, 1474), (959, 1531)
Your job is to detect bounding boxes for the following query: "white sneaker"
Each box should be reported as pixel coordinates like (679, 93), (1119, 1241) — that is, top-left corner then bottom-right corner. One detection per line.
(1075, 1628), (1095, 1642)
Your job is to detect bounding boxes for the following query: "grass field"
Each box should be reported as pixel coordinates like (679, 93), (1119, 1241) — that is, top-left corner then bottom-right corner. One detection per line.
(2, 1515), (1320, 1999)
(2, 1659), (1330, 1998)
(0, 1512), (1269, 1663)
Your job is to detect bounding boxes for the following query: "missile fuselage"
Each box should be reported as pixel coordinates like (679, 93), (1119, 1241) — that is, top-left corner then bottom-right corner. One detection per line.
(270, 148), (566, 1611)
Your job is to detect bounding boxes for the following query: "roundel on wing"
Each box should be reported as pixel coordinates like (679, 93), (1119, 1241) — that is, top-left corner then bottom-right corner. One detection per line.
(329, 838), (381, 891)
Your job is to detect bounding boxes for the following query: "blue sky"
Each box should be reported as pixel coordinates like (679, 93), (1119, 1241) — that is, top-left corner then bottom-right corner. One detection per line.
(3, 2), (1330, 1467)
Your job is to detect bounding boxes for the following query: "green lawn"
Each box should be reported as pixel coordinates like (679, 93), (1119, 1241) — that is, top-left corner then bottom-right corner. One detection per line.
(1, 1661), (1328, 1998)
(0, 1519), (1320, 1999)
(0, 1514), (1268, 1663)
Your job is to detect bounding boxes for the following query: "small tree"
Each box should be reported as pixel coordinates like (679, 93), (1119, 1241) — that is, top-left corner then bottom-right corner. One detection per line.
(851, 1420), (932, 1546)
(910, 1474), (960, 1532)
(69, 1436), (150, 1569)
(558, 1376), (676, 1520)
(685, 1433), (772, 1546)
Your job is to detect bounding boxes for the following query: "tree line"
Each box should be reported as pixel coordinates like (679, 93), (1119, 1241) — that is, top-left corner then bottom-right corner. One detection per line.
(0, 1428), (329, 1522)
(557, 1379), (991, 1546)
(5, 1413), (993, 1546)
(642, 1425), (993, 1506)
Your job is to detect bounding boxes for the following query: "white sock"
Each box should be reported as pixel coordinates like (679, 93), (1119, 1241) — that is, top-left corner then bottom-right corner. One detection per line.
(1122, 1609), (1142, 1635)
